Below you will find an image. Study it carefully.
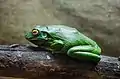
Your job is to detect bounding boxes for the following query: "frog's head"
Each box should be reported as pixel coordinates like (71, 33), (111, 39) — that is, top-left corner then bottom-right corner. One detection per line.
(25, 26), (52, 46)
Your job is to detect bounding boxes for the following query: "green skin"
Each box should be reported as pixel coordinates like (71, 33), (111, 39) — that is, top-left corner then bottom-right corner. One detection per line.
(25, 25), (101, 63)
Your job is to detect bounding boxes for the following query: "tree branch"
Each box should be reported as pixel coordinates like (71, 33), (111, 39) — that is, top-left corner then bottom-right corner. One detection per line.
(0, 45), (119, 79)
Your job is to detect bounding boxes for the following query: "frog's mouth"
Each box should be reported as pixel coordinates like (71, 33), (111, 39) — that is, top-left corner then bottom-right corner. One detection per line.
(29, 38), (48, 46)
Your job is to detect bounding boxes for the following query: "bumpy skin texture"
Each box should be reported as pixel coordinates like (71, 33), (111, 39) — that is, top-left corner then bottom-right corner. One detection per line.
(25, 25), (101, 63)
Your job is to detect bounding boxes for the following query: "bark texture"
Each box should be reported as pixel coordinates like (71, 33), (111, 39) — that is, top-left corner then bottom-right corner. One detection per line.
(0, 45), (119, 79)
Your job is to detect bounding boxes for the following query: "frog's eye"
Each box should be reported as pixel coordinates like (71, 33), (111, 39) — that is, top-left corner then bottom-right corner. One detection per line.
(32, 29), (39, 35)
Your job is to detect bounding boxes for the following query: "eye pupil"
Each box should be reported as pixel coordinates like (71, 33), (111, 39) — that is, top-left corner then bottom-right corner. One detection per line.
(33, 31), (36, 33)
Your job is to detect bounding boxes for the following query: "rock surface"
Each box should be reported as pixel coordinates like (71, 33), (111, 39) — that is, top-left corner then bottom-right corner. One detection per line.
(0, 0), (120, 56)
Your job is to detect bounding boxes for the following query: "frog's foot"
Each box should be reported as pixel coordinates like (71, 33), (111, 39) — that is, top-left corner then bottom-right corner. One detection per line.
(67, 45), (101, 63)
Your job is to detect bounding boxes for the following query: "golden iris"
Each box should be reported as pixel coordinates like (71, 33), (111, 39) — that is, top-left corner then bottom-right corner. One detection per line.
(32, 29), (39, 35)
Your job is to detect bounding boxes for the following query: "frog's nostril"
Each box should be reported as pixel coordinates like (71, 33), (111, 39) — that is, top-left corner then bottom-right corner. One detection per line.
(25, 32), (31, 39)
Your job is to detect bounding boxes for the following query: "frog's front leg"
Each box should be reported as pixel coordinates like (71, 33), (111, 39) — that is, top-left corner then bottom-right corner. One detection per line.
(67, 45), (101, 63)
(50, 40), (64, 51)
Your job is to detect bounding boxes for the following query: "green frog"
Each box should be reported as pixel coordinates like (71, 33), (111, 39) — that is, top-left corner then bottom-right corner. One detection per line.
(25, 25), (101, 63)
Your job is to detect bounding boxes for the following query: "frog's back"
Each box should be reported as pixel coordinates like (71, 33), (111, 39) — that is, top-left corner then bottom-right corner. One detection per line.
(35, 25), (98, 47)
(35, 25), (78, 35)
(35, 25), (72, 30)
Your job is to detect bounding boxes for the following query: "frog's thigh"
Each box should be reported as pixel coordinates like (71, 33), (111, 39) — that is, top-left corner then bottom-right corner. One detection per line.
(67, 46), (101, 62)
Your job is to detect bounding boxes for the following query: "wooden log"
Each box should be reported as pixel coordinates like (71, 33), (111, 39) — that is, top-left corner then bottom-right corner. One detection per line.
(0, 45), (119, 79)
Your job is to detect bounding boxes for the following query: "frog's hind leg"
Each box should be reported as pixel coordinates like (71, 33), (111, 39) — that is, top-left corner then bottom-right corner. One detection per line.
(67, 45), (101, 63)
